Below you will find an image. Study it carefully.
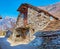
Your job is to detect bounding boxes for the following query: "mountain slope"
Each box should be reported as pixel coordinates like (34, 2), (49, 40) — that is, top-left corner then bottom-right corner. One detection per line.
(0, 16), (16, 31)
(38, 2), (60, 20)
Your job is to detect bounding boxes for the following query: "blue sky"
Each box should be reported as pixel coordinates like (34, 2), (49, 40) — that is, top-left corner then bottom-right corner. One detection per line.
(0, 0), (60, 18)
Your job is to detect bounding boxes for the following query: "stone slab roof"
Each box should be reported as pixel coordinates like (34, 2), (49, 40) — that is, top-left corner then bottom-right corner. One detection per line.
(34, 30), (60, 37)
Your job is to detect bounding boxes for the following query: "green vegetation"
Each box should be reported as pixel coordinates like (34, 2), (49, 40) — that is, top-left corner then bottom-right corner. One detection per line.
(0, 31), (6, 36)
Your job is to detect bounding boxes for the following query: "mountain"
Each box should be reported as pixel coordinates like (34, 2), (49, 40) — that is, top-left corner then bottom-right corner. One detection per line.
(38, 2), (60, 20)
(0, 16), (16, 31)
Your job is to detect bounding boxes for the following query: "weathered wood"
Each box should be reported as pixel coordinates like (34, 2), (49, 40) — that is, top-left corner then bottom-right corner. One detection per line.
(16, 27), (29, 39)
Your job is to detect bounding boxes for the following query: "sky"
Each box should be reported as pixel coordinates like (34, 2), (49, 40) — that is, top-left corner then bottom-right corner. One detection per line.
(0, 0), (60, 18)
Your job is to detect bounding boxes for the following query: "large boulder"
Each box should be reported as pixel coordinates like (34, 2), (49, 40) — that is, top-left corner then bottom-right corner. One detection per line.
(5, 30), (12, 38)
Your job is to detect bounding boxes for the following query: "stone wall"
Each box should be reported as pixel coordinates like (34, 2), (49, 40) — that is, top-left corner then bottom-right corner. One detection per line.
(44, 20), (60, 31)
(16, 14), (24, 28)
(27, 8), (50, 32)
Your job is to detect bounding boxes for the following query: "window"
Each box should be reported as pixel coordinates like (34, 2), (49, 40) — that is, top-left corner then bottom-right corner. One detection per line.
(50, 16), (54, 21)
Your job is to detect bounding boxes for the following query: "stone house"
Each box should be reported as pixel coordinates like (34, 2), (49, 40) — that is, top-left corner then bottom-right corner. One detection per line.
(12, 3), (60, 40)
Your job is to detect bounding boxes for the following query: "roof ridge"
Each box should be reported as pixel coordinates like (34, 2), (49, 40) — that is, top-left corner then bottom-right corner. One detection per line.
(17, 3), (59, 20)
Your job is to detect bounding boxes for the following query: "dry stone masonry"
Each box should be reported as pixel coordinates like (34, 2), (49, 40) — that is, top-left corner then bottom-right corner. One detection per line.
(27, 8), (50, 32)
